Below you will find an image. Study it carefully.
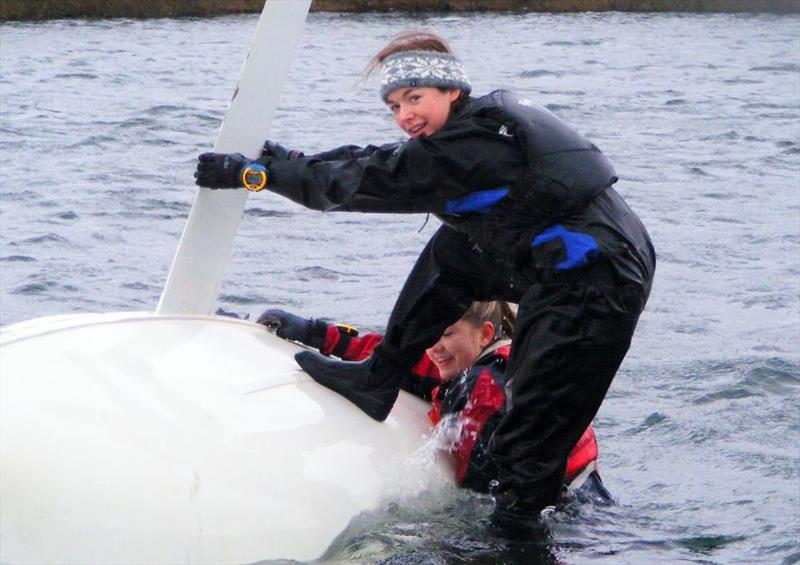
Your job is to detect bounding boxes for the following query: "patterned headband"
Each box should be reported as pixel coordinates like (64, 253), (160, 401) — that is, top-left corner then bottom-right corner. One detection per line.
(379, 50), (472, 101)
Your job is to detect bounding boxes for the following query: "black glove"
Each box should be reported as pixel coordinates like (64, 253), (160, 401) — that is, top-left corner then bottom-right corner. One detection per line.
(257, 308), (327, 350)
(194, 152), (250, 188)
(261, 140), (304, 161)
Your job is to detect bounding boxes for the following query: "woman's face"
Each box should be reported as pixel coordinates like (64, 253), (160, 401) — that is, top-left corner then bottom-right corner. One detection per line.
(385, 87), (461, 139)
(426, 319), (495, 380)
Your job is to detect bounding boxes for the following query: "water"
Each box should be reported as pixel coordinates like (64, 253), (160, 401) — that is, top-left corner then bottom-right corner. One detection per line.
(2, 10), (799, 564)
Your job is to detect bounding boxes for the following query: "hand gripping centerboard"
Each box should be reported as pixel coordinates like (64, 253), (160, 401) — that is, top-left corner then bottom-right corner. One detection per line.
(157, 0), (311, 315)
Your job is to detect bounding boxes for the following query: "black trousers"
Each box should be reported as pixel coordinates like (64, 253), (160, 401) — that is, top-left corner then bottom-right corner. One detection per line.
(491, 268), (646, 514)
(374, 224), (650, 514)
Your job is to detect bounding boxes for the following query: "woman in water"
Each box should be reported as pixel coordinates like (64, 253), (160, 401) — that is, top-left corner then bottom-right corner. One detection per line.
(195, 31), (654, 526)
(257, 301), (610, 502)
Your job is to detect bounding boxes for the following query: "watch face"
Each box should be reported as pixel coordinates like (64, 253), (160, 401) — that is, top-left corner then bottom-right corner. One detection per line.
(242, 164), (268, 191)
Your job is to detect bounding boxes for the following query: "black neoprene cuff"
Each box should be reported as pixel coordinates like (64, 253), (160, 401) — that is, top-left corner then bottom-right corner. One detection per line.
(307, 319), (329, 352)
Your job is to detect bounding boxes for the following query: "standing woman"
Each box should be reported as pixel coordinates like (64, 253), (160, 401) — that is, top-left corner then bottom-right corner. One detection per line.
(195, 32), (655, 526)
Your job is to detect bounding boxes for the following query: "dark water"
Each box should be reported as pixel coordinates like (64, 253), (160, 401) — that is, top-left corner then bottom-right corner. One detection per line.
(1, 10), (799, 564)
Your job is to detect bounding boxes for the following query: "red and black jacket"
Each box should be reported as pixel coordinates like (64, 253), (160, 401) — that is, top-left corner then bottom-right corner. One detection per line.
(317, 325), (599, 493)
(428, 341), (509, 492)
(318, 323), (444, 400)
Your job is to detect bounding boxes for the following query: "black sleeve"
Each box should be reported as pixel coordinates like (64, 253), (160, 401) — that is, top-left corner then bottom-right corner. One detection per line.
(263, 115), (525, 214)
(307, 143), (397, 162)
(399, 373), (440, 401)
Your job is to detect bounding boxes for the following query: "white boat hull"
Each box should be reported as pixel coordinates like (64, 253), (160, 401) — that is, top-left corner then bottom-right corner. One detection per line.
(0, 313), (451, 563)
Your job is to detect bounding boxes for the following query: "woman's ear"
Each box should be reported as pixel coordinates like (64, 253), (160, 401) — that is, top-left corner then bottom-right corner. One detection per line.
(479, 321), (495, 348)
(448, 88), (462, 103)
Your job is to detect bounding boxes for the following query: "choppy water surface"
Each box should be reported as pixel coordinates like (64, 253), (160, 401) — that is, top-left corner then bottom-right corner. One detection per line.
(1, 10), (799, 564)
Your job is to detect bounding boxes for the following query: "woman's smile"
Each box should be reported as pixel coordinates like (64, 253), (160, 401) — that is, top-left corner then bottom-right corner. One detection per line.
(426, 319), (493, 380)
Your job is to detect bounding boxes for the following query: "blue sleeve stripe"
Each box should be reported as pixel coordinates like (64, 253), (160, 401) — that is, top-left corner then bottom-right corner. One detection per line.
(444, 188), (510, 214)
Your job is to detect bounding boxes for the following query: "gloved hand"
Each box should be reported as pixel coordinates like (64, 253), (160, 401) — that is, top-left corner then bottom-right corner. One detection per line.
(257, 308), (328, 351)
(194, 152), (250, 188)
(261, 140), (304, 161)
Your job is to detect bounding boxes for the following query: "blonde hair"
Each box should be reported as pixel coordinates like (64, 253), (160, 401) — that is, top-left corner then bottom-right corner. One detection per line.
(461, 301), (517, 339)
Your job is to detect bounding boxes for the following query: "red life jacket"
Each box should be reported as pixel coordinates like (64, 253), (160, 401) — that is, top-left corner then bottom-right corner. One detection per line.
(565, 425), (599, 482)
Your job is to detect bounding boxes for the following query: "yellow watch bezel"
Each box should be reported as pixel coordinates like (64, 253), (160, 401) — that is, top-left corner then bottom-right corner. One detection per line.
(241, 164), (268, 192)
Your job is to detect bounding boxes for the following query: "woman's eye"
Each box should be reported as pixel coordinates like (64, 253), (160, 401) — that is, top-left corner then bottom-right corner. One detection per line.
(409, 95), (421, 103)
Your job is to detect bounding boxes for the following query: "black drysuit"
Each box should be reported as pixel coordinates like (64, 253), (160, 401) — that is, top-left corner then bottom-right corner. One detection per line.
(263, 90), (656, 518)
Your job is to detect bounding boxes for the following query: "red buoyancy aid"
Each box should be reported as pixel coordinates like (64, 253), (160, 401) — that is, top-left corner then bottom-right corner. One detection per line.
(565, 425), (599, 482)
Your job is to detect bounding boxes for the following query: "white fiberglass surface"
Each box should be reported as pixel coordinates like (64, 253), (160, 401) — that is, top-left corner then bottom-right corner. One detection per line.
(0, 315), (450, 563)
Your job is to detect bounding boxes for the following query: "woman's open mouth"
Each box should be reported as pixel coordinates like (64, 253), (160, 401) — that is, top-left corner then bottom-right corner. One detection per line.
(432, 355), (453, 367)
(408, 122), (427, 137)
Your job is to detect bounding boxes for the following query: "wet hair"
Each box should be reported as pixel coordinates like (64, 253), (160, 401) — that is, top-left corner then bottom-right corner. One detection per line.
(460, 301), (517, 340)
(365, 31), (470, 112)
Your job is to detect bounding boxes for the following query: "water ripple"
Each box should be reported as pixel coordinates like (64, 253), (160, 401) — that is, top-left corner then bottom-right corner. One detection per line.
(244, 207), (293, 218)
(12, 233), (69, 246)
(520, 69), (561, 78)
(749, 63), (800, 73)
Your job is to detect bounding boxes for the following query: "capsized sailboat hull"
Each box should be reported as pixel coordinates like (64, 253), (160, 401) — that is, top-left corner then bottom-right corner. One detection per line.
(0, 313), (452, 563)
